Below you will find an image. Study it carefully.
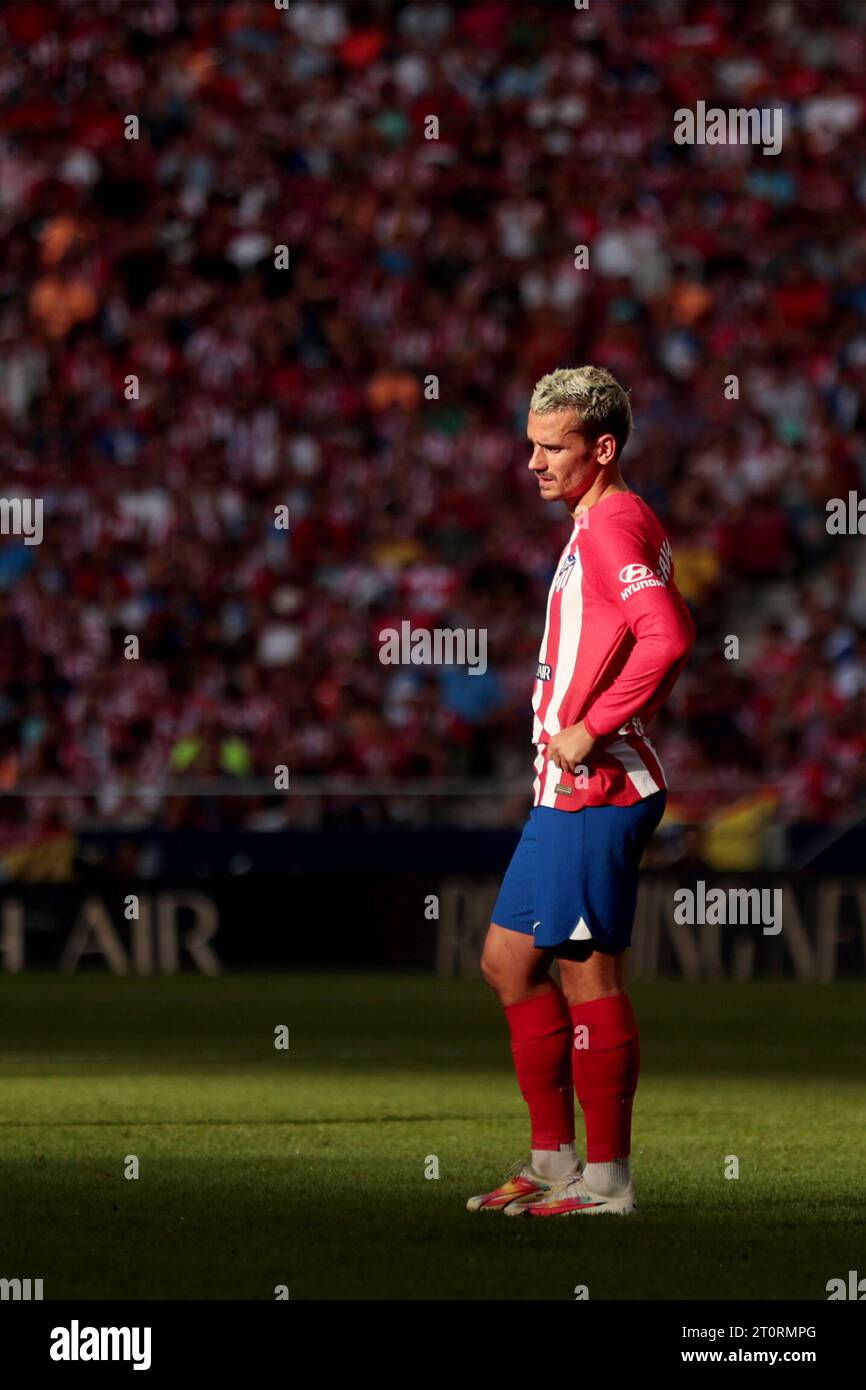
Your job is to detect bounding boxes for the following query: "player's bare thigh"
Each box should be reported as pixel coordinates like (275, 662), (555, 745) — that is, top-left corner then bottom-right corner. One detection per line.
(557, 942), (626, 1005)
(480, 922), (556, 1006)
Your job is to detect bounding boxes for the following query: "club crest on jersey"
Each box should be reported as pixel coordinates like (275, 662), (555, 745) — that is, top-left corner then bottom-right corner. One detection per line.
(553, 554), (576, 591)
(536, 662), (552, 681)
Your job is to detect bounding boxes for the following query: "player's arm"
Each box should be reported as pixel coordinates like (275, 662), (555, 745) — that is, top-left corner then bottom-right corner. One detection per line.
(580, 516), (695, 741)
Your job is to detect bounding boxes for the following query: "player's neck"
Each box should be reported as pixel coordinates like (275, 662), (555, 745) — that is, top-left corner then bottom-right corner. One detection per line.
(569, 472), (629, 520)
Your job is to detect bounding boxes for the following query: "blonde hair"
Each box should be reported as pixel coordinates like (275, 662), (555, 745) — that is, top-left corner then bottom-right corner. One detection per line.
(530, 366), (633, 459)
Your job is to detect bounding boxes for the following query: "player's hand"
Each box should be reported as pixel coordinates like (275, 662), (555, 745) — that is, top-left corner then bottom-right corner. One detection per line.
(546, 722), (595, 776)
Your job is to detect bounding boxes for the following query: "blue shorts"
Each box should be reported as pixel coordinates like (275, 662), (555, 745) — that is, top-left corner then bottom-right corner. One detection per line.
(491, 792), (666, 952)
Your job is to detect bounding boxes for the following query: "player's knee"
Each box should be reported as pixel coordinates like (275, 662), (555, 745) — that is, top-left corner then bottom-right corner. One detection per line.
(481, 929), (544, 1004)
(480, 937), (517, 999)
(558, 948), (624, 1006)
(480, 944), (504, 995)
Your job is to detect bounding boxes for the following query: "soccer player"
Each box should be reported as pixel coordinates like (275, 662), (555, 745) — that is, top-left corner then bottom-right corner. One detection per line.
(467, 366), (695, 1216)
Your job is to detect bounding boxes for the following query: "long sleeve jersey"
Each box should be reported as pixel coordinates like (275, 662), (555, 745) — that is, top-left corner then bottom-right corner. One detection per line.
(531, 490), (695, 810)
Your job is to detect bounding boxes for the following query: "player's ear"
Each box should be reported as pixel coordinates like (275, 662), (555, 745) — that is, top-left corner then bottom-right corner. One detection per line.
(596, 433), (616, 467)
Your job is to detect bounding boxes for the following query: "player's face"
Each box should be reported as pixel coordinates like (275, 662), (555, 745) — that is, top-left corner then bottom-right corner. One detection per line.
(527, 410), (601, 505)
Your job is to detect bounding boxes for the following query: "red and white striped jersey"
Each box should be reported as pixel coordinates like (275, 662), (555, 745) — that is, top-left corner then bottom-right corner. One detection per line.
(532, 491), (695, 810)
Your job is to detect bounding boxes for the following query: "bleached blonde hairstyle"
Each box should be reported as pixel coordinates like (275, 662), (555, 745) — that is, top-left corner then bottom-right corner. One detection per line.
(530, 366), (633, 459)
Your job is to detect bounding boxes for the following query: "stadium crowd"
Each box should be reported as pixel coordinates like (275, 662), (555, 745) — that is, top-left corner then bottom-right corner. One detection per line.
(1, 0), (866, 852)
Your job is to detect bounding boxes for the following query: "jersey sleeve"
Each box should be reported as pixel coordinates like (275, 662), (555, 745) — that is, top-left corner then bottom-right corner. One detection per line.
(580, 512), (696, 740)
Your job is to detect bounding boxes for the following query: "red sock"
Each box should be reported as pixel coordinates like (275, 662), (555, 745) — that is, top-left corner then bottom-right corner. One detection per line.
(504, 989), (575, 1151)
(570, 994), (640, 1162)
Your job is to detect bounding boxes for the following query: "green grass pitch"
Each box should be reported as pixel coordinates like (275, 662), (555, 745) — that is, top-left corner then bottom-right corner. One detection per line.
(0, 972), (863, 1300)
